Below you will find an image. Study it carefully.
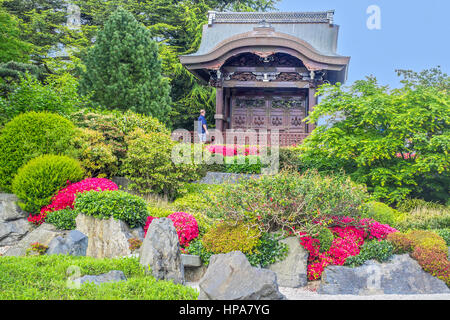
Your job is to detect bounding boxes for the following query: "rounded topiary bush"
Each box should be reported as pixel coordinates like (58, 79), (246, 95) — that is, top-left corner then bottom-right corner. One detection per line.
(0, 111), (76, 192)
(362, 201), (398, 226)
(12, 155), (84, 214)
(73, 190), (148, 228)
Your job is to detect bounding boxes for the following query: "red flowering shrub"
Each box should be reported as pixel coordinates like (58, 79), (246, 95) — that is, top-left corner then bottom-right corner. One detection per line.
(40, 178), (118, 214)
(144, 212), (199, 248)
(206, 145), (259, 157)
(28, 178), (118, 225)
(298, 216), (398, 280)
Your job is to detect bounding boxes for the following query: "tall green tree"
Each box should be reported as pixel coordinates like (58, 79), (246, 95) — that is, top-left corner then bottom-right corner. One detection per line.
(79, 7), (171, 121)
(300, 67), (449, 204)
(0, 7), (32, 63)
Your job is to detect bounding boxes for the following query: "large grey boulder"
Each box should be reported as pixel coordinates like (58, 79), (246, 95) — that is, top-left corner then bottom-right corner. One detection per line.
(318, 254), (450, 295)
(75, 214), (142, 258)
(198, 251), (286, 300)
(139, 218), (185, 285)
(47, 230), (88, 256)
(268, 236), (308, 288)
(75, 270), (127, 286)
(0, 193), (32, 246)
(3, 223), (66, 256)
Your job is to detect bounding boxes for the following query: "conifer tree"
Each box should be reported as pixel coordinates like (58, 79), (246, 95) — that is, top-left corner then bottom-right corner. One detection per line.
(79, 7), (171, 121)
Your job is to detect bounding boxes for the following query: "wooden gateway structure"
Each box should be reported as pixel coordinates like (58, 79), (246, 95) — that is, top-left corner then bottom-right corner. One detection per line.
(179, 11), (350, 146)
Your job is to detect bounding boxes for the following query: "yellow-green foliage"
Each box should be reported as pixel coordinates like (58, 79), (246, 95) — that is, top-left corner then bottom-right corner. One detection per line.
(363, 201), (400, 226)
(202, 222), (261, 254)
(395, 206), (450, 231)
(71, 128), (118, 178)
(388, 230), (448, 254)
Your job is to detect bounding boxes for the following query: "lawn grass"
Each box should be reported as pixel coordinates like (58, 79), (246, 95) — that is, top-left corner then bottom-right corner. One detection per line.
(0, 255), (198, 300)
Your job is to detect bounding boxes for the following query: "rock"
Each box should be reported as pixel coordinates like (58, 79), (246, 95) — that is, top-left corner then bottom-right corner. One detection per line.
(198, 251), (286, 300)
(75, 214), (136, 258)
(3, 223), (66, 256)
(139, 218), (185, 285)
(185, 265), (208, 283)
(195, 172), (261, 185)
(47, 230), (88, 256)
(182, 254), (202, 267)
(267, 236), (308, 288)
(0, 193), (32, 246)
(318, 254), (450, 295)
(75, 270), (126, 286)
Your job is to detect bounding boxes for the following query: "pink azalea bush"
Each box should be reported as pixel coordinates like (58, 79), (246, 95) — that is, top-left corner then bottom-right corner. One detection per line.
(294, 216), (398, 280)
(144, 212), (199, 250)
(206, 145), (259, 157)
(29, 178), (118, 225)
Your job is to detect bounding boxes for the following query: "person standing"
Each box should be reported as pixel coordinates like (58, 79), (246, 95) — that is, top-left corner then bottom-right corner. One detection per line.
(198, 109), (208, 143)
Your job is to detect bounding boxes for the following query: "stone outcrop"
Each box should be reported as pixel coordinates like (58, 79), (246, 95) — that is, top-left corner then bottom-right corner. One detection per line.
(139, 218), (185, 285)
(318, 254), (450, 295)
(75, 214), (141, 258)
(267, 236), (308, 288)
(74, 270), (127, 286)
(198, 251), (286, 300)
(3, 223), (66, 256)
(47, 230), (88, 256)
(0, 193), (32, 246)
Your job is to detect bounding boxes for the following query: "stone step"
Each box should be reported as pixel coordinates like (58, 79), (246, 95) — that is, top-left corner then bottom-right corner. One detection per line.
(181, 254), (202, 267)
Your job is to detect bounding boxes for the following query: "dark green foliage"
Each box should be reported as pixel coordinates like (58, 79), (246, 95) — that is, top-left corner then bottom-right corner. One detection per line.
(74, 190), (149, 228)
(246, 233), (289, 268)
(186, 238), (214, 266)
(0, 112), (76, 192)
(345, 240), (394, 267)
(12, 155), (84, 214)
(316, 227), (334, 253)
(79, 8), (171, 121)
(0, 61), (46, 98)
(45, 209), (78, 230)
(0, 255), (198, 299)
(433, 229), (450, 246)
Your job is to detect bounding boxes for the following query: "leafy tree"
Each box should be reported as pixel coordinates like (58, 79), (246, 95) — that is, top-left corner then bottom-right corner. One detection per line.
(301, 67), (449, 204)
(79, 7), (171, 122)
(0, 7), (32, 63)
(0, 61), (46, 97)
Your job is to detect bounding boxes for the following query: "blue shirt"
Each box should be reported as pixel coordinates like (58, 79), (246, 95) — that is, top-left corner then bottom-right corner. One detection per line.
(198, 115), (207, 134)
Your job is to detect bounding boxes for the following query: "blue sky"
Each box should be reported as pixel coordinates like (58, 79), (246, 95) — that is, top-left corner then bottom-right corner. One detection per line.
(278, 0), (449, 88)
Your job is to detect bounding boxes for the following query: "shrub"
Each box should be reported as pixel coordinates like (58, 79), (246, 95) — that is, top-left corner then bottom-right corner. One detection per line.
(202, 222), (261, 255)
(246, 233), (289, 268)
(0, 111), (76, 192)
(128, 238), (143, 252)
(207, 170), (368, 235)
(0, 255), (198, 300)
(433, 228), (450, 246)
(279, 145), (303, 172)
(411, 246), (450, 286)
(144, 212), (199, 249)
(26, 242), (48, 256)
(71, 128), (118, 178)
(345, 240), (394, 267)
(316, 227), (334, 253)
(395, 206), (450, 231)
(45, 209), (78, 230)
(224, 155), (266, 174)
(74, 190), (148, 228)
(396, 198), (446, 212)
(121, 128), (201, 198)
(362, 201), (399, 226)
(40, 178), (118, 215)
(12, 155), (84, 214)
(386, 232), (415, 254)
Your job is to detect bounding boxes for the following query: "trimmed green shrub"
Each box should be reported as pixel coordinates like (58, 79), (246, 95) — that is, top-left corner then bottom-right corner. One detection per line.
(362, 201), (399, 226)
(45, 209), (78, 230)
(246, 233), (289, 268)
(121, 128), (201, 198)
(224, 155), (266, 174)
(0, 111), (76, 192)
(345, 240), (394, 267)
(12, 155), (84, 214)
(0, 255), (198, 300)
(316, 227), (334, 253)
(74, 190), (148, 228)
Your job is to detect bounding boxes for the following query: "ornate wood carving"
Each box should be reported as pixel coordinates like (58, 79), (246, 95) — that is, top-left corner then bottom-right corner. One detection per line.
(225, 52), (304, 68)
(235, 97), (265, 108)
(271, 98), (305, 109)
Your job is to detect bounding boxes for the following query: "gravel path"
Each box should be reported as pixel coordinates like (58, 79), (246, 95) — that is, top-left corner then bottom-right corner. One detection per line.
(186, 282), (450, 300)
